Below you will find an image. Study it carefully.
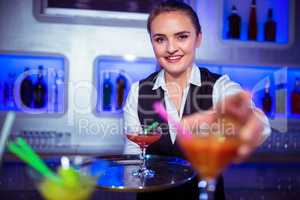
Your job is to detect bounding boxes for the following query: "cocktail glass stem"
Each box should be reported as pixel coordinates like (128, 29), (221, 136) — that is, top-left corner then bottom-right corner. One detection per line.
(141, 147), (147, 172)
(132, 147), (154, 178)
(198, 179), (216, 200)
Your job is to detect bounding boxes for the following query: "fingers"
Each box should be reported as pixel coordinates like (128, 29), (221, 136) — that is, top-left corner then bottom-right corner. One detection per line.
(240, 111), (264, 146)
(234, 112), (264, 163)
(216, 91), (252, 123)
(182, 91), (252, 130)
(180, 91), (265, 164)
(234, 145), (252, 163)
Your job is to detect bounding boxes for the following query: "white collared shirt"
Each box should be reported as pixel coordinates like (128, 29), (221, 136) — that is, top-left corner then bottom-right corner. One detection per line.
(123, 65), (271, 154)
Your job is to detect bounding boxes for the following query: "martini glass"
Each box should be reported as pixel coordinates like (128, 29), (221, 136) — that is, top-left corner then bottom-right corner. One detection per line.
(125, 125), (162, 178)
(153, 102), (243, 200)
(178, 116), (243, 200)
(177, 129), (241, 199)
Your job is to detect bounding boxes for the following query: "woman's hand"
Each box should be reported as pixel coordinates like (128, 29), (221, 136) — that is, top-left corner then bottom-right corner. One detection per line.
(181, 91), (266, 163)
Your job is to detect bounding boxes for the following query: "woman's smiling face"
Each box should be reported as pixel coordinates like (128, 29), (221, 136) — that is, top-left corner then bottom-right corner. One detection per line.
(150, 11), (202, 76)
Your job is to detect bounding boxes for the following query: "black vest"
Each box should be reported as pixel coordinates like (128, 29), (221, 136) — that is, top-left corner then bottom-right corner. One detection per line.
(136, 68), (225, 200)
(138, 67), (221, 157)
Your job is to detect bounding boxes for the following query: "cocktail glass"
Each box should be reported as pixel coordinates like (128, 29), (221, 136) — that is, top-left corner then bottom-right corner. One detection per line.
(125, 125), (162, 178)
(177, 117), (242, 200)
(28, 166), (97, 200)
(153, 101), (244, 200)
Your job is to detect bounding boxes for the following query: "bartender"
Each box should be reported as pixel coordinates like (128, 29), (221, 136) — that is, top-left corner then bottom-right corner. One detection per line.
(123, 1), (271, 199)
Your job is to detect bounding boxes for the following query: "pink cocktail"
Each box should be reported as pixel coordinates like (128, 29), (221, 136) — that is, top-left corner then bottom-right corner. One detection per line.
(127, 133), (161, 149)
(125, 126), (162, 178)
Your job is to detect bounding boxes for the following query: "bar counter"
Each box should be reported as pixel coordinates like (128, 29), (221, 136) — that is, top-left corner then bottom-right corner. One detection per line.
(1, 153), (299, 200)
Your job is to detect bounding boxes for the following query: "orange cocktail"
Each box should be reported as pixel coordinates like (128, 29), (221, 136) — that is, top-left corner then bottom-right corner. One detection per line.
(153, 101), (244, 200)
(178, 135), (241, 180)
(177, 117), (243, 200)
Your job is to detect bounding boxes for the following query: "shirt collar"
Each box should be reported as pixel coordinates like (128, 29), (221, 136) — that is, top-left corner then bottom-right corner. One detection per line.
(152, 64), (201, 91)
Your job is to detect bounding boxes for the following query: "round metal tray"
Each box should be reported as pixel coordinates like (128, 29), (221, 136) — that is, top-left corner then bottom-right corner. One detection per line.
(79, 154), (196, 192)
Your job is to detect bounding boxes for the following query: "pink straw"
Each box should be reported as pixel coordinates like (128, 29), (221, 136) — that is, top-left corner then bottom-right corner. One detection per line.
(153, 102), (192, 138)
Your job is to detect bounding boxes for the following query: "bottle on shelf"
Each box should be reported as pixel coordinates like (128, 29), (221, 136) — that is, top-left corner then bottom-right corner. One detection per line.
(227, 5), (241, 39)
(48, 69), (59, 112)
(275, 73), (286, 114)
(116, 70), (127, 110)
(33, 65), (47, 109)
(53, 71), (60, 112)
(248, 0), (258, 40)
(52, 69), (64, 112)
(20, 67), (34, 108)
(56, 70), (64, 112)
(264, 8), (277, 42)
(291, 77), (300, 114)
(262, 79), (272, 115)
(102, 72), (113, 111)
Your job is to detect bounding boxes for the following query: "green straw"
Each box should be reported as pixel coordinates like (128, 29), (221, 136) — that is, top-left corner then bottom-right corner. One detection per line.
(144, 121), (159, 133)
(16, 138), (60, 181)
(7, 137), (61, 184)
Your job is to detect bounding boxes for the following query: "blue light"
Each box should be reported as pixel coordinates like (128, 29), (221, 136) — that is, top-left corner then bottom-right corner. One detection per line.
(199, 63), (300, 119)
(0, 54), (66, 113)
(223, 0), (289, 44)
(221, 65), (278, 117)
(95, 56), (157, 115)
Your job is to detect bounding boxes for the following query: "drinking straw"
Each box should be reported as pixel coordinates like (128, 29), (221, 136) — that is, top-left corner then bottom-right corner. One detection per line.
(16, 138), (60, 178)
(144, 121), (159, 133)
(7, 137), (61, 184)
(0, 112), (16, 163)
(153, 102), (192, 138)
